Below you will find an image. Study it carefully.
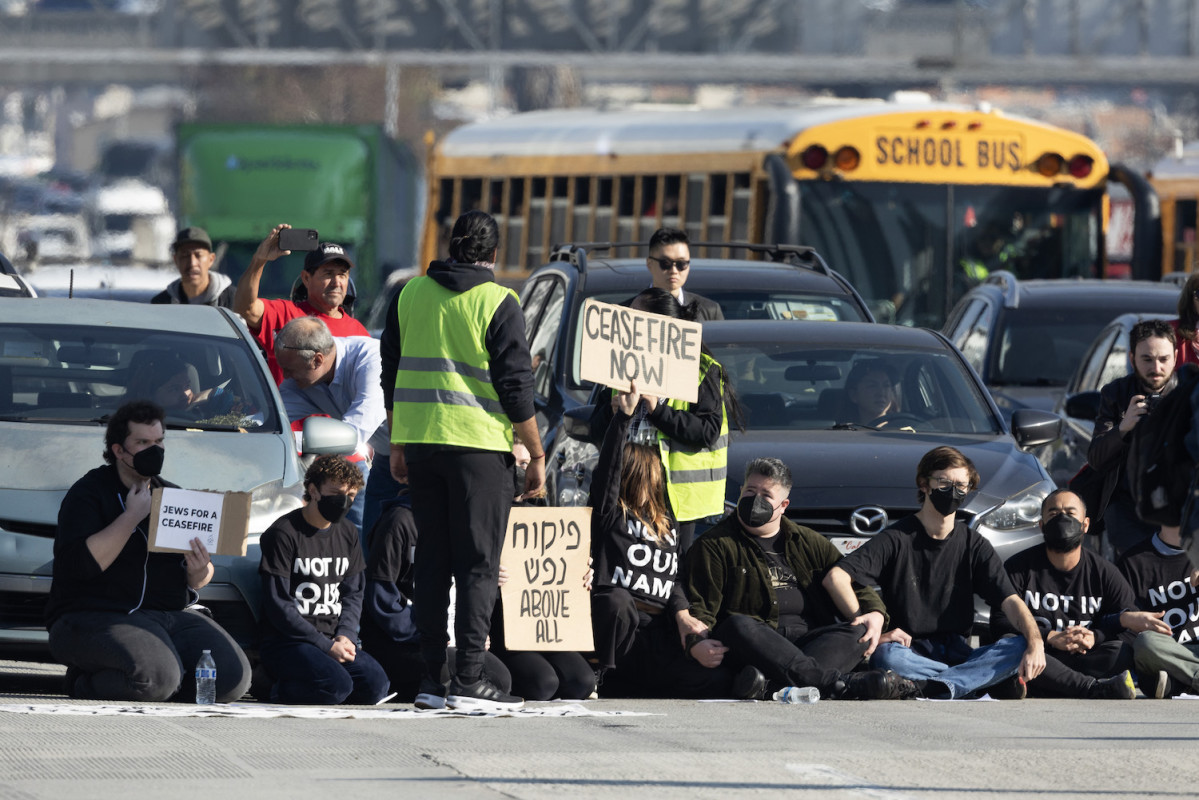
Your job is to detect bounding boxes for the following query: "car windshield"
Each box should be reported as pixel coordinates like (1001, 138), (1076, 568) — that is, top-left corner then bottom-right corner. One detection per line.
(710, 340), (1000, 434)
(0, 323), (280, 432)
(989, 306), (1139, 388)
(572, 289), (868, 389)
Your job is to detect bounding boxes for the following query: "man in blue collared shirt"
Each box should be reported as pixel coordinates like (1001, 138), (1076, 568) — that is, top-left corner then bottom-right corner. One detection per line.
(274, 317), (398, 547)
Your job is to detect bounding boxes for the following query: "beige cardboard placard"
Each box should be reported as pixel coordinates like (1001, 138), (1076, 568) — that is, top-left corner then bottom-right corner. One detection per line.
(148, 487), (252, 557)
(500, 506), (593, 651)
(578, 299), (702, 403)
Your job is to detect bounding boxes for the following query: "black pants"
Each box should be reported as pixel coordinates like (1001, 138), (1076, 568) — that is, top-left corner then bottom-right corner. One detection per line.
(361, 638), (512, 702)
(408, 448), (513, 682)
(712, 614), (869, 696)
(591, 587), (731, 698)
(1028, 639), (1133, 698)
(495, 650), (596, 701)
(49, 608), (251, 702)
(259, 639), (391, 705)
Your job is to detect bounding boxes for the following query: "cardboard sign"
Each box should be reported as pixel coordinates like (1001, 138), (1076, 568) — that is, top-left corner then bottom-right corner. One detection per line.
(578, 299), (702, 403)
(499, 506), (593, 651)
(148, 487), (252, 556)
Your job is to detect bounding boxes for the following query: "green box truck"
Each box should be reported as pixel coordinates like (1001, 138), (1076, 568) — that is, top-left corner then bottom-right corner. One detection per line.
(176, 123), (420, 313)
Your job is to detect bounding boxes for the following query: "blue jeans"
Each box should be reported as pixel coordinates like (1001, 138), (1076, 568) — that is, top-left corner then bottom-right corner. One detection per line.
(260, 639), (391, 705)
(870, 635), (1026, 699)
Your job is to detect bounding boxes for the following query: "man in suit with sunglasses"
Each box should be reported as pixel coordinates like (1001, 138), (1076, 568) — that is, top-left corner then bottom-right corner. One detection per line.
(645, 228), (724, 322)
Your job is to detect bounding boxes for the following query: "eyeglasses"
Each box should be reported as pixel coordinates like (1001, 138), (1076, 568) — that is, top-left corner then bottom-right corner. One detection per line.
(649, 256), (690, 272)
(930, 476), (970, 494)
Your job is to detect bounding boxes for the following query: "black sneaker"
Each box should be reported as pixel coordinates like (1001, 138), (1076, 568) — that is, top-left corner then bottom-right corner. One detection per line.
(839, 669), (918, 700)
(987, 675), (1027, 700)
(1088, 671), (1136, 700)
(446, 677), (524, 711)
(732, 665), (769, 701)
(414, 677), (448, 710)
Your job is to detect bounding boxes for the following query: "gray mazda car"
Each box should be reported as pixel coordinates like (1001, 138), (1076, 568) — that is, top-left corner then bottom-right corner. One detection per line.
(561, 320), (1063, 631)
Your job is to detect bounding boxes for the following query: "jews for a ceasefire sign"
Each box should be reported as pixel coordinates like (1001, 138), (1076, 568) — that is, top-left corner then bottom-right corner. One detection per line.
(500, 506), (593, 651)
(579, 299), (702, 403)
(148, 487), (252, 557)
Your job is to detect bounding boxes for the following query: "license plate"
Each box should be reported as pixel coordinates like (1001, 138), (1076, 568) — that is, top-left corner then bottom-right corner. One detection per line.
(830, 536), (869, 555)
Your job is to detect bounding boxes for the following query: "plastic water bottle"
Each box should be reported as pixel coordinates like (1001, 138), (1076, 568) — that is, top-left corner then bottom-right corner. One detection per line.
(773, 686), (820, 704)
(195, 650), (217, 705)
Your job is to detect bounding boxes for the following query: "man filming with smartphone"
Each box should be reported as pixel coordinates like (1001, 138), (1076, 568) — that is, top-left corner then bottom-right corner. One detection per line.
(1087, 319), (1179, 559)
(234, 224), (369, 385)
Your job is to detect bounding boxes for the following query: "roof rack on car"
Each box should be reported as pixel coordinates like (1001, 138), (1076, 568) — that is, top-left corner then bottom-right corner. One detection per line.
(1161, 272), (1189, 288)
(983, 270), (1021, 308)
(548, 241), (824, 274)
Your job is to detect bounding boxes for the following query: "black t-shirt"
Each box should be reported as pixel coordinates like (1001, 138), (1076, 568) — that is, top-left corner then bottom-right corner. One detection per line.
(752, 531), (806, 632)
(360, 500), (420, 646)
(1119, 535), (1199, 645)
(589, 411), (685, 612)
(259, 508), (366, 640)
(837, 514), (1014, 640)
(47, 465), (191, 626)
(993, 546), (1135, 643)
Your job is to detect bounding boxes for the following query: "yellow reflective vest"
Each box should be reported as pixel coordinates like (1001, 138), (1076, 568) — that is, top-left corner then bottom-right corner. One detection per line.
(659, 352), (729, 522)
(390, 276), (515, 452)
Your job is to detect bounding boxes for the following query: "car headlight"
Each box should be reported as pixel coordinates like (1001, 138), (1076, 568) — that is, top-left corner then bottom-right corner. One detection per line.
(977, 480), (1054, 531)
(248, 478), (303, 536)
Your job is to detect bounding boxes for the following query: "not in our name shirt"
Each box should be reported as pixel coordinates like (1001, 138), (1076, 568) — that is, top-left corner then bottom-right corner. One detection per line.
(993, 546), (1134, 642)
(751, 531), (806, 634)
(1119, 535), (1199, 645)
(259, 508), (366, 640)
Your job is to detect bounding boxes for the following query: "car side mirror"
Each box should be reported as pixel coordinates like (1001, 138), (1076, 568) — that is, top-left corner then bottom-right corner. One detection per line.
(563, 405), (597, 443)
(1010, 408), (1062, 448)
(1064, 391), (1102, 422)
(301, 416), (358, 456)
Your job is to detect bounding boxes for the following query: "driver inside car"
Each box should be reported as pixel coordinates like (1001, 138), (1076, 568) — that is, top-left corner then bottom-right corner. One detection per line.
(845, 360), (902, 428)
(126, 351), (259, 424)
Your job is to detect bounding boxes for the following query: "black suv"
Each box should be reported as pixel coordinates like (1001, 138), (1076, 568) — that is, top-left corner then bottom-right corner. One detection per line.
(519, 241), (873, 505)
(942, 272), (1178, 424)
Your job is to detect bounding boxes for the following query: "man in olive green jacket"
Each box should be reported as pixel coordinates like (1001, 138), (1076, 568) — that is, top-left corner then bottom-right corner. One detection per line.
(684, 457), (917, 701)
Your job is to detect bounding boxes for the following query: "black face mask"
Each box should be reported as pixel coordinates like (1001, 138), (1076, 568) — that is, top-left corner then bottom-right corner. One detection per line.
(928, 485), (967, 517)
(1042, 514), (1084, 552)
(316, 492), (353, 524)
(130, 445), (164, 478)
(737, 494), (777, 528)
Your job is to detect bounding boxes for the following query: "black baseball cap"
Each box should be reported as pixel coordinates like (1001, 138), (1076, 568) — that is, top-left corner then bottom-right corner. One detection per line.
(172, 226), (213, 251)
(304, 242), (355, 272)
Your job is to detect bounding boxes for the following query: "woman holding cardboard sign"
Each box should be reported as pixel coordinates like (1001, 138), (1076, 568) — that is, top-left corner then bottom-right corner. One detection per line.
(589, 288), (744, 553)
(589, 381), (732, 698)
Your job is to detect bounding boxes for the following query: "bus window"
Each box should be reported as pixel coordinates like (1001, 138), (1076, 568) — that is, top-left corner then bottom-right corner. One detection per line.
(462, 179), (483, 212)
(1175, 199), (1197, 274)
(732, 172), (752, 241)
(663, 175), (682, 227)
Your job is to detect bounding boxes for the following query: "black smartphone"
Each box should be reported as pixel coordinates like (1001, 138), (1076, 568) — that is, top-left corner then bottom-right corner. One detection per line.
(1145, 393), (1162, 413)
(278, 228), (320, 251)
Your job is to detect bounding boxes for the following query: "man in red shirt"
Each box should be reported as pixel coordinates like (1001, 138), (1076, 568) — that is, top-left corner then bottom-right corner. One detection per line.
(235, 224), (370, 384)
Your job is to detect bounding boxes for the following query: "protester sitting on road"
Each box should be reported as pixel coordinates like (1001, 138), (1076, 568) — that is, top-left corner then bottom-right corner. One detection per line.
(1118, 524), (1199, 698)
(990, 489), (1139, 699)
(843, 359), (900, 427)
(1087, 319), (1178, 558)
(358, 494), (514, 703)
(825, 446), (1046, 700)
(1169, 271), (1199, 367)
(589, 379), (728, 698)
(255, 455), (391, 705)
(151, 227), (236, 308)
(46, 400), (251, 702)
(235, 225), (369, 384)
(684, 457), (917, 701)
(589, 287), (743, 552)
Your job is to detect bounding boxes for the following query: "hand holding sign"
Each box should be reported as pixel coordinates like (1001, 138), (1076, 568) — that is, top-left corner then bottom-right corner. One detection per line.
(579, 299), (702, 403)
(615, 380), (642, 416)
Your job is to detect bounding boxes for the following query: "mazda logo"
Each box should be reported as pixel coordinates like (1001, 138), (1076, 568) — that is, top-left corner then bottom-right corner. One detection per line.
(850, 506), (889, 536)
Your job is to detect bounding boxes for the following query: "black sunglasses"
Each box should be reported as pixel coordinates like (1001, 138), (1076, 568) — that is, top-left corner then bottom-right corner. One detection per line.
(649, 256), (690, 272)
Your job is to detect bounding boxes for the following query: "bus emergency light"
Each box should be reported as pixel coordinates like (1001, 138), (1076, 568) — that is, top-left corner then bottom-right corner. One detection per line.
(1036, 153), (1065, 177)
(835, 147), (861, 171)
(801, 145), (828, 170)
(1068, 155), (1094, 179)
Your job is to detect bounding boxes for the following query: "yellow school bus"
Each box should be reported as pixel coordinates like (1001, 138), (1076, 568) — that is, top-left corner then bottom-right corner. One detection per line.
(1150, 142), (1199, 277)
(423, 100), (1157, 327)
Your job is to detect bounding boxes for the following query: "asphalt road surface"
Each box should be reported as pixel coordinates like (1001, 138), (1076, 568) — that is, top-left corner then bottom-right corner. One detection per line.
(0, 659), (1194, 799)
